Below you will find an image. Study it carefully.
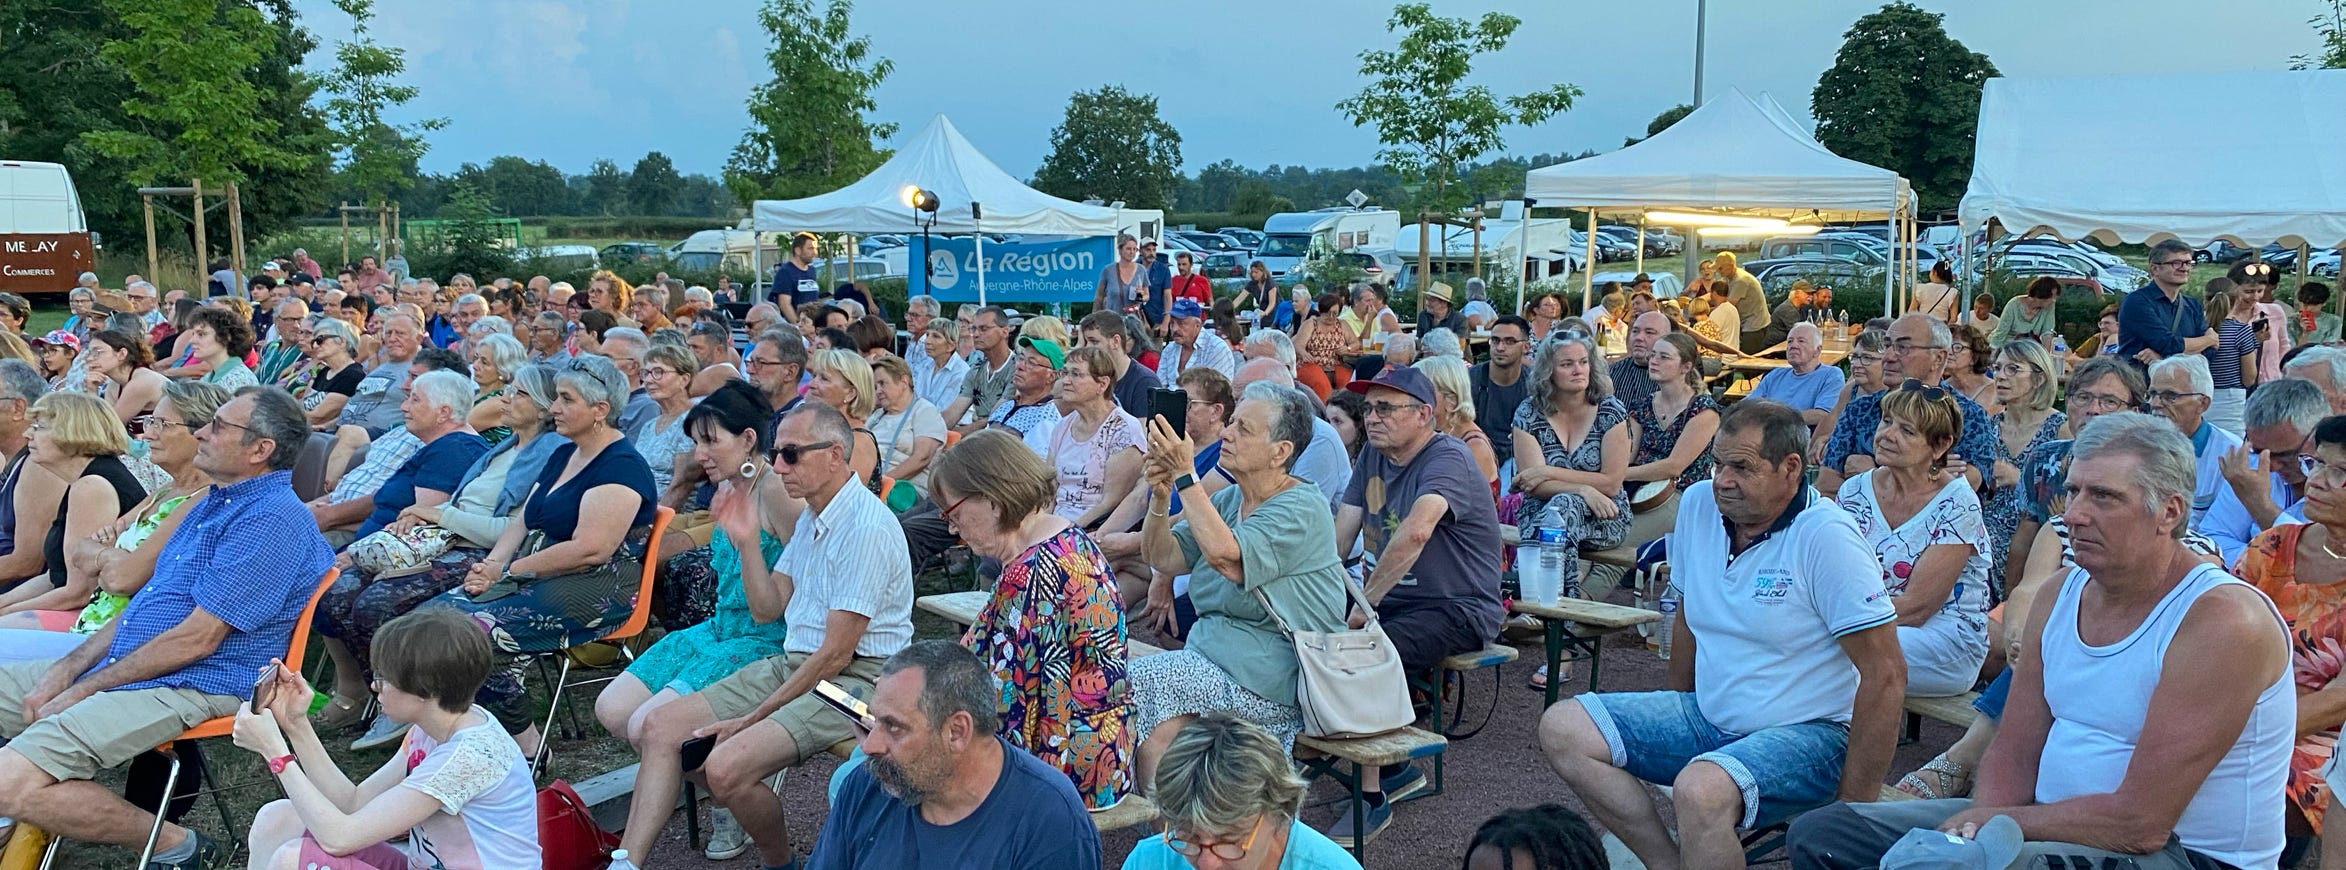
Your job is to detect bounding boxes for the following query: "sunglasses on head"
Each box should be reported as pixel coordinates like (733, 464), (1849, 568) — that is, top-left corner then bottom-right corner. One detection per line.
(1897, 378), (1954, 402)
(772, 440), (837, 465)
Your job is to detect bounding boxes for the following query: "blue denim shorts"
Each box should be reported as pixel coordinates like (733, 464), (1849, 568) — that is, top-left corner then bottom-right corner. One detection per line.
(1972, 667), (2011, 721)
(1579, 691), (1851, 828)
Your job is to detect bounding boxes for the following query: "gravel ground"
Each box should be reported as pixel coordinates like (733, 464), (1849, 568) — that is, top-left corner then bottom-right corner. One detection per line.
(629, 628), (1969, 869)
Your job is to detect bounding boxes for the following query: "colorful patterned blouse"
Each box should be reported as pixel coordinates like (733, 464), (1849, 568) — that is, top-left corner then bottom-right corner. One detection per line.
(2235, 522), (2345, 833)
(960, 525), (1134, 810)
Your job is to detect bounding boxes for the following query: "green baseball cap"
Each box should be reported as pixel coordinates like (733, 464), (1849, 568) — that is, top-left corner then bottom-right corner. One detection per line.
(1016, 335), (1065, 370)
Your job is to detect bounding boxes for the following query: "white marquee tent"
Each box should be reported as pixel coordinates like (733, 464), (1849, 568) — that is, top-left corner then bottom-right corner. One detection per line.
(1524, 89), (1916, 312)
(1959, 70), (2346, 250)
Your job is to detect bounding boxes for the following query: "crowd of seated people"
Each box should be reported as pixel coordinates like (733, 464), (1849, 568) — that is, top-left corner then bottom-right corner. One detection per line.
(17, 240), (2346, 870)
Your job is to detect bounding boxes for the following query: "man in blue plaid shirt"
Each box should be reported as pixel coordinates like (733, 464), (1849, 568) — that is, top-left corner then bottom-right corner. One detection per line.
(0, 388), (331, 869)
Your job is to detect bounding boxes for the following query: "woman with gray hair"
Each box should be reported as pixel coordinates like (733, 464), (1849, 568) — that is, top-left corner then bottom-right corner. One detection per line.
(297, 316), (367, 430)
(1131, 381), (1350, 784)
(467, 332), (527, 445)
(1122, 713), (1360, 869)
(1983, 338), (2065, 572)
(426, 353), (662, 747)
(1511, 332), (1630, 690)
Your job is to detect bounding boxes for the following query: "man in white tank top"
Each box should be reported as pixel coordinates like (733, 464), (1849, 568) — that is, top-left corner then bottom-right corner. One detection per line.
(1789, 413), (2294, 870)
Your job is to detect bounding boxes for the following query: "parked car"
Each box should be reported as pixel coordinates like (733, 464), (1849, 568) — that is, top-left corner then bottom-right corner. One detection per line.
(1595, 225), (1680, 257)
(598, 241), (668, 267)
(2310, 249), (2341, 278)
(1588, 270), (1687, 299)
(2195, 240), (2257, 264)
(1176, 231), (1247, 254)
(1994, 249), (2126, 295)
(1588, 233), (1635, 262)
(815, 256), (898, 282)
(1216, 227), (1265, 249)
(1203, 251), (1253, 292)
(858, 234), (907, 256)
(523, 244), (600, 273)
(1751, 258), (1884, 298)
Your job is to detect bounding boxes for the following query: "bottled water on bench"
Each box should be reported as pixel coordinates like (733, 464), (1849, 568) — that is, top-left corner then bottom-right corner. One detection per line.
(1655, 582), (1681, 660)
(1522, 502), (1571, 606)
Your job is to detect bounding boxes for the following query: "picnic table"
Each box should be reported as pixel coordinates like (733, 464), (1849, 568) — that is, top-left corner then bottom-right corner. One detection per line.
(1508, 598), (1662, 707)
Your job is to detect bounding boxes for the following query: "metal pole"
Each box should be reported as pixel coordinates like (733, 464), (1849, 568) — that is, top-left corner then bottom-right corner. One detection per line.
(1635, 216), (1647, 274)
(226, 182), (245, 281)
(1582, 209), (1598, 312)
(142, 194), (159, 287)
(974, 215), (989, 308)
(1692, 0), (1708, 108)
(340, 202), (350, 268)
(189, 179), (207, 294)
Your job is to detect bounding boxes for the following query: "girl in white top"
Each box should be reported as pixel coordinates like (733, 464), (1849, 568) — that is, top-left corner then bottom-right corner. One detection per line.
(1049, 346), (1146, 528)
(238, 609), (540, 870)
(1834, 383), (1990, 697)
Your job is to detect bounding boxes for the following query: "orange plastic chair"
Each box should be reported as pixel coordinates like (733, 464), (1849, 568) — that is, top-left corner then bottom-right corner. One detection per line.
(533, 506), (674, 776)
(39, 566), (341, 869)
(943, 429), (963, 450)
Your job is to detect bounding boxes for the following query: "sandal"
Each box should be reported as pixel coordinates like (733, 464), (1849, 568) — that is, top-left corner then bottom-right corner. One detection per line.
(1894, 754), (1973, 800)
(313, 695), (368, 730)
(1526, 663), (1573, 691)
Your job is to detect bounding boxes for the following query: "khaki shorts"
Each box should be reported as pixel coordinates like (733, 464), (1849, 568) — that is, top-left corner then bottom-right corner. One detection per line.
(0, 659), (240, 783)
(699, 651), (885, 759)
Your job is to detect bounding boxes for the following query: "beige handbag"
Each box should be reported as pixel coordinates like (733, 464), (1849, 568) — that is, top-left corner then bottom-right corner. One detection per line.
(1254, 582), (1415, 739)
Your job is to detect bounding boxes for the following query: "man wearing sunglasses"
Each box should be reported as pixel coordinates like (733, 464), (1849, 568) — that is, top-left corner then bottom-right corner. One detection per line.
(1819, 314), (1999, 496)
(2117, 239), (2217, 365)
(2202, 378), (2324, 566)
(253, 298), (312, 387)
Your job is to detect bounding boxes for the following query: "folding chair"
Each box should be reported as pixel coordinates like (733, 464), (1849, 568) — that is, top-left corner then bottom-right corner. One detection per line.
(532, 506), (674, 777)
(39, 567), (341, 869)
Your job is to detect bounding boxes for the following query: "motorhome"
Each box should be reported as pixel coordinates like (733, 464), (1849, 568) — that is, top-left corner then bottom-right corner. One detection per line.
(0, 161), (95, 297)
(1252, 207), (1401, 280)
(670, 229), (782, 276)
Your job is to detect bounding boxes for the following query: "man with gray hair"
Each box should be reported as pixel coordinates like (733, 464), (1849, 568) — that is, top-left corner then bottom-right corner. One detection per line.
(629, 282), (672, 331)
(599, 327), (659, 437)
(448, 293), (488, 354)
(312, 364), (487, 545)
(1240, 327), (1296, 374)
(124, 280), (164, 330)
(2284, 344), (2346, 415)
(1789, 412), (2292, 870)
(528, 311), (570, 364)
(904, 294), (940, 344)
(2202, 377), (2326, 564)
(1745, 321), (1845, 430)
(545, 281), (577, 312)
(2145, 353), (2240, 526)
(1819, 313), (2000, 495)
(806, 640), (1101, 867)
(255, 298), (313, 386)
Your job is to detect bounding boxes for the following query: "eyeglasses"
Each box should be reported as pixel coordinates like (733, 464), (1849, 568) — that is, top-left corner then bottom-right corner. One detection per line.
(205, 415), (258, 437)
(939, 492), (977, 524)
(2066, 390), (2134, 412)
(2145, 389), (2206, 405)
(2305, 455), (2346, 486)
(1552, 327), (1593, 343)
(1896, 378), (1952, 402)
(1991, 361), (2038, 378)
(1162, 819), (1264, 861)
(2154, 259), (2194, 269)
(643, 366), (680, 380)
(772, 440), (837, 465)
(1849, 352), (1884, 367)
(132, 415), (195, 431)
(745, 356), (785, 368)
(1364, 400), (1423, 419)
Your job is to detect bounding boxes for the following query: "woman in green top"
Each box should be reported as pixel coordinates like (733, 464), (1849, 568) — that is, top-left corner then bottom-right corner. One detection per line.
(0, 380), (227, 663)
(1132, 381), (1350, 790)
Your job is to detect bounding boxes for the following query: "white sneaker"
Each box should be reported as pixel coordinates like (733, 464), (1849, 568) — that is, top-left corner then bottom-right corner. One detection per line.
(704, 808), (749, 860)
(350, 715), (409, 751)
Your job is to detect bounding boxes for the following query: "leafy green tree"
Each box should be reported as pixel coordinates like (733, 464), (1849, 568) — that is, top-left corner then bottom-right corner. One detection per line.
(724, 0), (895, 204)
(2295, 0), (2346, 69)
(627, 152), (683, 216)
(413, 181), (511, 279)
(1032, 86), (1185, 210)
(81, 0), (318, 194)
(1230, 182), (1295, 220)
(1811, 2), (1998, 209)
(1623, 103), (1694, 147)
(1187, 159), (1250, 212)
(1336, 3), (1579, 214)
(581, 160), (627, 216)
(319, 0), (444, 207)
(458, 156), (572, 216)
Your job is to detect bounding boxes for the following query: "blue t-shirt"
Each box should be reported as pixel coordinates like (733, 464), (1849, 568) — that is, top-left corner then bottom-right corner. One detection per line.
(1122, 817), (1363, 870)
(772, 261), (822, 307)
(1746, 363), (1847, 414)
(356, 431), (491, 539)
(806, 738), (1101, 870)
(1823, 388), (2001, 475)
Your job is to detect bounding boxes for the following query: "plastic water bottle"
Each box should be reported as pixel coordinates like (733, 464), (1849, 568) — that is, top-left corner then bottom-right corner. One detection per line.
(2052, 334), (2069, 356)
(1655, 583), (1681, 660)
(607, 849), (638, 870)
(1524, 502), (1571, 606)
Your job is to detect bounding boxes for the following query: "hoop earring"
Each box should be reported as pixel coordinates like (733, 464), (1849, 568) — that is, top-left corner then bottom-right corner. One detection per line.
(739, 460), (758, 478)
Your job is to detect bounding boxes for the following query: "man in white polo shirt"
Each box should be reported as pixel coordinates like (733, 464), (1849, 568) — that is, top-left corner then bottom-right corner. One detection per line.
(1538, 399), (1906, 870)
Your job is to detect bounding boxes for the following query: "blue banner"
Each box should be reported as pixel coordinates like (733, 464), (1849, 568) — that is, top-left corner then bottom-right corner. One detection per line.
(908, 235), (1112, 303)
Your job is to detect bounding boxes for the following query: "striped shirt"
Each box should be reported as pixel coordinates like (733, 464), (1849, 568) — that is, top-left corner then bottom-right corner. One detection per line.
(777, 478), (913, 659)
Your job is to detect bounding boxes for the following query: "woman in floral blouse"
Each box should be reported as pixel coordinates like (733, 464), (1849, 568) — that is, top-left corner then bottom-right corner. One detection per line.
(930, 429), (1134, 810)
(2234, 416), (2346, 838)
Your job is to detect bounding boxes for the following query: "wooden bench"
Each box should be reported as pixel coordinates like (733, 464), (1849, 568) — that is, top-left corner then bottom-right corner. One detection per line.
(1408, 644), (1521, 799)
(1903, 691), (1981, 742)
(1509, 598), (1662, 707)
(919, 591), (1166, 659)
(1294, 727), (1450, 863)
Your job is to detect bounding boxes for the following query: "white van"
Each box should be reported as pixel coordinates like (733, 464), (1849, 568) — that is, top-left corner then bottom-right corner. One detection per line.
(1253, 207), (1400, 280)
(0, 161), (95, 297)
(670, 229), (781, 275)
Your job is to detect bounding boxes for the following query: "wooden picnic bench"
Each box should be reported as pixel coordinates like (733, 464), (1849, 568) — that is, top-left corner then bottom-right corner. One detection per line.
(1904, 691), (1982, 742)
(1295, 727), (1450, 863)
(1509, 598), (1662, 707)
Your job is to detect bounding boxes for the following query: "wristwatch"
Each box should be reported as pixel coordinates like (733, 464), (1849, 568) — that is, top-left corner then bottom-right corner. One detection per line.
(266, 754), (297, 774)
(1173, 473), (1198, 493)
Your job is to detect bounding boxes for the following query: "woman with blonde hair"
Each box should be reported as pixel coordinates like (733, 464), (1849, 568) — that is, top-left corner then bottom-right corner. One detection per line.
(1050, 345), (1146, 531)
(910, 318), (970, 413)
(1020, 314), (1072, 350)
(586, 270), (634, 319)
(0, 392), (145, 621)
(867, 353), (948, 499)
(1834, 381), (1990, 697)
(1511, 333), (1632, 690)
(1982, 338), (2065, 574)
(1413, 356), (1497, 489)
(805, 348), (881, 482)
(1122, 713), (1358, 869)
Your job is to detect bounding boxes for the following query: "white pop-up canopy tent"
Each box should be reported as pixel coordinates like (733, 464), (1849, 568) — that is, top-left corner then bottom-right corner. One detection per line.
(1524, 89), (1916, 314)
(1959, 70), (2346, 251)
(752, 114), (1119, 303)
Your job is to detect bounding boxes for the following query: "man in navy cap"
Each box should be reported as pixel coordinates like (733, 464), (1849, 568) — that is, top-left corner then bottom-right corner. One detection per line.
(1326, 364), (1504, 846)
(1153, 298), (1236, 382)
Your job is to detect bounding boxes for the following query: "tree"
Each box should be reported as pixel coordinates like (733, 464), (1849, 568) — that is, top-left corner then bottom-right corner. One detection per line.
(627, 152), (682, 216)
(581, 160), (627, 216)
(1032, 86), (1185, 210)
(459, 157), (571, 216)
(1336, 3), (1579, 214)
(319, 0), (445, 207)
(2294, 0), (2346, 69)
(1188, 159), (1250, 212)
(413, 181), (511, 280)
(724, 0), (895, 204)
(81, 0), (317, 193)
(1811, 2), (1998, 209)
(1623, 103), (1693, 147)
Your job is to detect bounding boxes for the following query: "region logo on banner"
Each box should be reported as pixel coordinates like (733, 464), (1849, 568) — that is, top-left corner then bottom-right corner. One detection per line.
(908, 235), (1114, 303)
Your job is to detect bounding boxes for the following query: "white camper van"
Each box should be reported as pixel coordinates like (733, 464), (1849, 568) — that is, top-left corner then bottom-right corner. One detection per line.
(1252, 207), (1401, 281)
(670, 229), (781, 275)
(0, 161), (95, 297)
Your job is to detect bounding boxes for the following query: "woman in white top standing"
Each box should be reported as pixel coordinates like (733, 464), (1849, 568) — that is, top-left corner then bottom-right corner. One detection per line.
(1050, 345), (1146, 530)
(1908, 261), (1962, 323)
(1833, 381), (1991, 697)
(868, 353), (948, 500)
(238, 609), (540, 870)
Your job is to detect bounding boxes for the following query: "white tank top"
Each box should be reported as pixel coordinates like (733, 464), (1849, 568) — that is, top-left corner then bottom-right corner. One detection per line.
(2036, 562), (2291, 869)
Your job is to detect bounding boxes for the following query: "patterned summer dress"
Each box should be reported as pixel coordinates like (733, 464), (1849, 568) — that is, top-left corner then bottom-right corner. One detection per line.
(961, 526), (1134, 810)
(2236, 523), (2346, 834)
(627, 529), (787, 692)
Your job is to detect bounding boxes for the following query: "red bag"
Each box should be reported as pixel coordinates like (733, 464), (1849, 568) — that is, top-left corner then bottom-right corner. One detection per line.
(538, 779), (620, 870)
